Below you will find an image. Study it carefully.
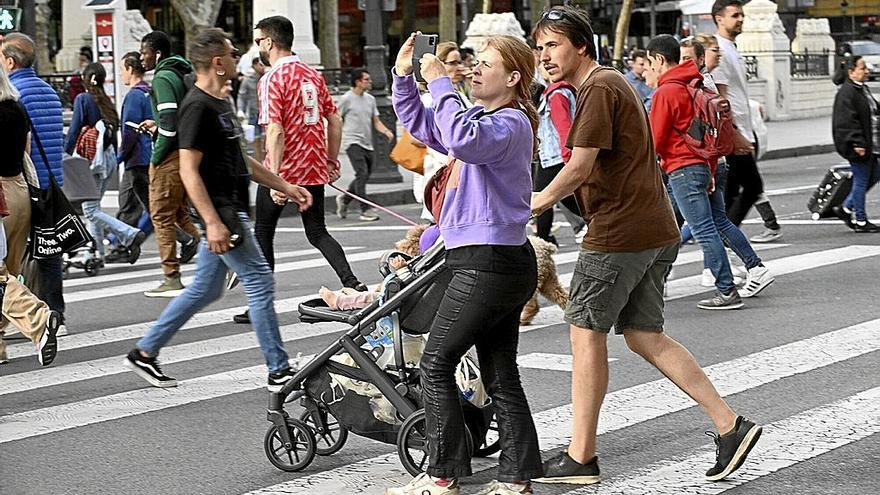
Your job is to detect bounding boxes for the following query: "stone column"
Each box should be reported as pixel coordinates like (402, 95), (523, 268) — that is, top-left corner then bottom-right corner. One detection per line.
(252, 0), (320, 65)
(792, 18), (836, 73)
(55, 0), (93, 72)
(737, 0), (791, 121)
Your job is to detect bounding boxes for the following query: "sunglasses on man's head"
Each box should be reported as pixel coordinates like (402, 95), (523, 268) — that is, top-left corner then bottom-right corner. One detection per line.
(540, 10), (567, 21)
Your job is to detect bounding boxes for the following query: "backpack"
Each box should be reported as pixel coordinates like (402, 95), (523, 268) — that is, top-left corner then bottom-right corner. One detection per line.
(672, 79), (736, 161)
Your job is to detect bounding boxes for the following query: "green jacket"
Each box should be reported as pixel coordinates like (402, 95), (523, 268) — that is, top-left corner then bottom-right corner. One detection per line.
(149, 55), (193, 165)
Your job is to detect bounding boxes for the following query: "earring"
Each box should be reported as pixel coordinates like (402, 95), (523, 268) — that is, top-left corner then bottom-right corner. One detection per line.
(216, 69), (226, 76)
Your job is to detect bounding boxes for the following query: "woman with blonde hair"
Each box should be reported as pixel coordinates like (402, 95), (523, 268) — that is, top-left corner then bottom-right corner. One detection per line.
(387, 34), (542, 495)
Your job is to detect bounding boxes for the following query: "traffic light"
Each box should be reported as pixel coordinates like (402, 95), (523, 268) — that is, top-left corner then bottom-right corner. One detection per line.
(0, 7), (22, 34)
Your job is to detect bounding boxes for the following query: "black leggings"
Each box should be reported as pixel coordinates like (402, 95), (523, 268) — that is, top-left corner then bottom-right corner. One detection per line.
(253, 184), (359, 287)
(533, 162), (583, 241)
(421, 262), (542, 482)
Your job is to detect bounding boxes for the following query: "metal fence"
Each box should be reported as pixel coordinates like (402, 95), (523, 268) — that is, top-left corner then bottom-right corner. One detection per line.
(790, 49), (830, 78)
(744, 56), (759, 80)
(38, 72), (76, 110)
(318, 68), (354, 95)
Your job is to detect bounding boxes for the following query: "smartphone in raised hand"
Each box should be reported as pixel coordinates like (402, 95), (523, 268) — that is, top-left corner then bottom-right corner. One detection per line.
(412, 34), (438, 83)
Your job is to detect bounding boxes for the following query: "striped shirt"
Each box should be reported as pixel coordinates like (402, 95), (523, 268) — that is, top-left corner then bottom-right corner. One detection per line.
(258, 55), (337, 185)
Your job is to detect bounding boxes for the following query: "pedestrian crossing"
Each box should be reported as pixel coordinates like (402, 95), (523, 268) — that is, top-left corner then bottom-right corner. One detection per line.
(1, 239), (878, 494)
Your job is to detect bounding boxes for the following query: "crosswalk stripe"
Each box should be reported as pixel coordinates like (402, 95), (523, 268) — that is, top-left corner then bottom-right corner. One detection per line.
(242, 317), (880, 494)
(63, 249), (390, 303)
(4, 245), (871, 362)
(62, 247), (364, 288)
(517, 353), (617, 372)
(562, 386), (880, 495)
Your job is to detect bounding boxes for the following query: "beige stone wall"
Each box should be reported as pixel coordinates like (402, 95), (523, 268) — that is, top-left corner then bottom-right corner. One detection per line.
(788, 77), (837, 119)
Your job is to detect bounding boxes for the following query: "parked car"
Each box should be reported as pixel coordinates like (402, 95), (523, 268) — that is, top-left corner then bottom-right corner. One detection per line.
(749, 99), (768, 161)
(840, 40), (880, 80)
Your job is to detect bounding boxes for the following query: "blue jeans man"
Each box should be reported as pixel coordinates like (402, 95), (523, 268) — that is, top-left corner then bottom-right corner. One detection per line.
(128, 214), (291, 388)
(668, 163), (771, 308)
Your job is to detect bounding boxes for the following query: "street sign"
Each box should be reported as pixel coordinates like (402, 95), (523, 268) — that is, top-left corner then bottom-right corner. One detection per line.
(0, 7), (22, 34)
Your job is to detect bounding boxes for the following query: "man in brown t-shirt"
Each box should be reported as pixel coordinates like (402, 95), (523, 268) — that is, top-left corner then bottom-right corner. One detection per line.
(530, 6), (762, 486)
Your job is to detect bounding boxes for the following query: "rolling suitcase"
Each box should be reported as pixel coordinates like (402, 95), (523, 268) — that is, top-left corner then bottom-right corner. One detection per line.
(807, 164), (852, 220)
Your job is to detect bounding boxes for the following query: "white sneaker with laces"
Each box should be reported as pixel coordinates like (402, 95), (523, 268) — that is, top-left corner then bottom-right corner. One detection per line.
(574, 225), (588, 244)
(738, 265), (775, 298)
(473, 480), (533, 494)
(701, 268), (743, 287)
(385, 473), (460, 495)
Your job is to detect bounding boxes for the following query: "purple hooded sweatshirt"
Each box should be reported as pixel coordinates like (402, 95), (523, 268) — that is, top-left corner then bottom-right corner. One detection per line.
(392, 72), (533, 249)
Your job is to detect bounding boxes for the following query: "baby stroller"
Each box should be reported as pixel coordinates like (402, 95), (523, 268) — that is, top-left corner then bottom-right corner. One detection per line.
(60, 155), (103, 276)
(264, 241), (500, 475)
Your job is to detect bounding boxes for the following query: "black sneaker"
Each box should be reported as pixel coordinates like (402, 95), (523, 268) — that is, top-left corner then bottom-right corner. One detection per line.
(705, 416), (762, 481)
(123, 348), (178, 388)
(353, 282), (368, 292)
(533, 452), (600, 485)
(268, 367), (296, 392)
(853, 221), (880, 233)
(832, 206), (856, 230)
(104, 246), (130, 264)
(37, 310), (61, 366)
(233, 309), (250, 324)
(179, 238), (198, 264)
(127, 231), (147, 264)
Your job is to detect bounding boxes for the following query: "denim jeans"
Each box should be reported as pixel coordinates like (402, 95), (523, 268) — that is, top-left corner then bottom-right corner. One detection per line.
(81, 173), (141, 256)
(137, 213), (290, 372)
(420, 262), (543, 482)
(843, 156), (880, 223)
(342, 144), (374, 213)
(674, 164), (762, 272)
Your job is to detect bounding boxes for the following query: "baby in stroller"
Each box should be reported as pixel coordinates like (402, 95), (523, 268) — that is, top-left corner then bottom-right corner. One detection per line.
(263, 235), (498, 477)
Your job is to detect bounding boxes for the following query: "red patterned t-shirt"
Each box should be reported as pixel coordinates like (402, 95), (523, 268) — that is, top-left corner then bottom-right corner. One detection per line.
(258, 55), (337, 185)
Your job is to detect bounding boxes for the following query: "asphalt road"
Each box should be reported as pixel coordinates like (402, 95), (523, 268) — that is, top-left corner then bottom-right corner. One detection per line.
(2, 151), (879, 495)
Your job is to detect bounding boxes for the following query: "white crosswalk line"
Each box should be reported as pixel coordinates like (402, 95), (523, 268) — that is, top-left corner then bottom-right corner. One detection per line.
(63, 249), (389, 302)
(0, 322), (342, 397)
(4, 245), (870, 362)
(561, 386), (880, 495)
(517, 353), (617, 372)
(241, 317), (880, 494)
(62, 247), (363, 288)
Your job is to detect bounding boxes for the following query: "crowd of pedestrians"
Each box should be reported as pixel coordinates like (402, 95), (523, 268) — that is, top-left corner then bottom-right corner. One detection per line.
(5, 0), (878, 492)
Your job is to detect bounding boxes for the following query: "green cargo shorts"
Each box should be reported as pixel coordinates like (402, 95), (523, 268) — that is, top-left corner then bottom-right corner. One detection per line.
(564, 242), (679, 334)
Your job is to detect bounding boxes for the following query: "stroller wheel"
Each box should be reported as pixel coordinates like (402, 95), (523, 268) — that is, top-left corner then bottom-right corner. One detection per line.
(264, 418), (316, 472)
(472, 416), (501, 457)
(397, 409), (474, 477)
(300, 407), (348, 456)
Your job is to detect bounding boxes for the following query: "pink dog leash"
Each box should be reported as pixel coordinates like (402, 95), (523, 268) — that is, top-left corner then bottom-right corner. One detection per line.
(328, 183), (419, 227)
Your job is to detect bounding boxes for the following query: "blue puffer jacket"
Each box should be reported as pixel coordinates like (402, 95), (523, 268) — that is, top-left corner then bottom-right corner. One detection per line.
(10, 67), (64, 188)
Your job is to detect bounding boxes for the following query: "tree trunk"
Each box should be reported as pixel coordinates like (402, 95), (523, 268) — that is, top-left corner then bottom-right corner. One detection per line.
(168, 0), (224, 57)
(318, 0), (339, 68)
(439, 0), (456, 43)
(34, 0), (52, 74)
(613, 0), (634, 69)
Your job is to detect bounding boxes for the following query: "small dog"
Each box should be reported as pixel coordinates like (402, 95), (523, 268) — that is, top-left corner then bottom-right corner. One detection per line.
(395, 224), (568, 325)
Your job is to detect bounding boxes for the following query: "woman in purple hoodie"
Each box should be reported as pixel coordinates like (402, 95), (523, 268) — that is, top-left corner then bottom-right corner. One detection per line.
(387, 34), (542, 495)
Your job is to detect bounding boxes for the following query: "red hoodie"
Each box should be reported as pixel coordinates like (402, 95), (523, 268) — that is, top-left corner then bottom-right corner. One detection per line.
(650, 60), (715, 175)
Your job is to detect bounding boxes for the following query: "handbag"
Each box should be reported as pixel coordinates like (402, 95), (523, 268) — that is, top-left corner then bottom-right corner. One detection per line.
(423, 156), (460, 222)
(25, 121), (93, 259)
(389, 130), (426, 175)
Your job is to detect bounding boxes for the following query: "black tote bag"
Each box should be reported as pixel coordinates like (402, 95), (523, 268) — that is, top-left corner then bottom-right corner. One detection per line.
(25, 121), (92, 259)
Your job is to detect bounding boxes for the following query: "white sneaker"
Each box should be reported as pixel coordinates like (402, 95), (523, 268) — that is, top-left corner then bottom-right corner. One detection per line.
(701, 268), (743, 287)
(385, 473), (460, 495)
(56, 324), (68, 337)
(738, 265), (775, 298)
(473, 480), (533, 494)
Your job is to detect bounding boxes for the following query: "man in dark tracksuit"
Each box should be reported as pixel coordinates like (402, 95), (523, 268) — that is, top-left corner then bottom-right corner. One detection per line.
(139, 31), (201, 297)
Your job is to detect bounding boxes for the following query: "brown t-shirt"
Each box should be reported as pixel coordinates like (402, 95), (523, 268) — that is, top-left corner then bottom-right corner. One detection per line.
(567, 67), (679, 252)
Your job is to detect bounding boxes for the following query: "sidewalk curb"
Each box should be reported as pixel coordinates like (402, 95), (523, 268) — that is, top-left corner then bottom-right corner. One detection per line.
(763, 144), (836, 161)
